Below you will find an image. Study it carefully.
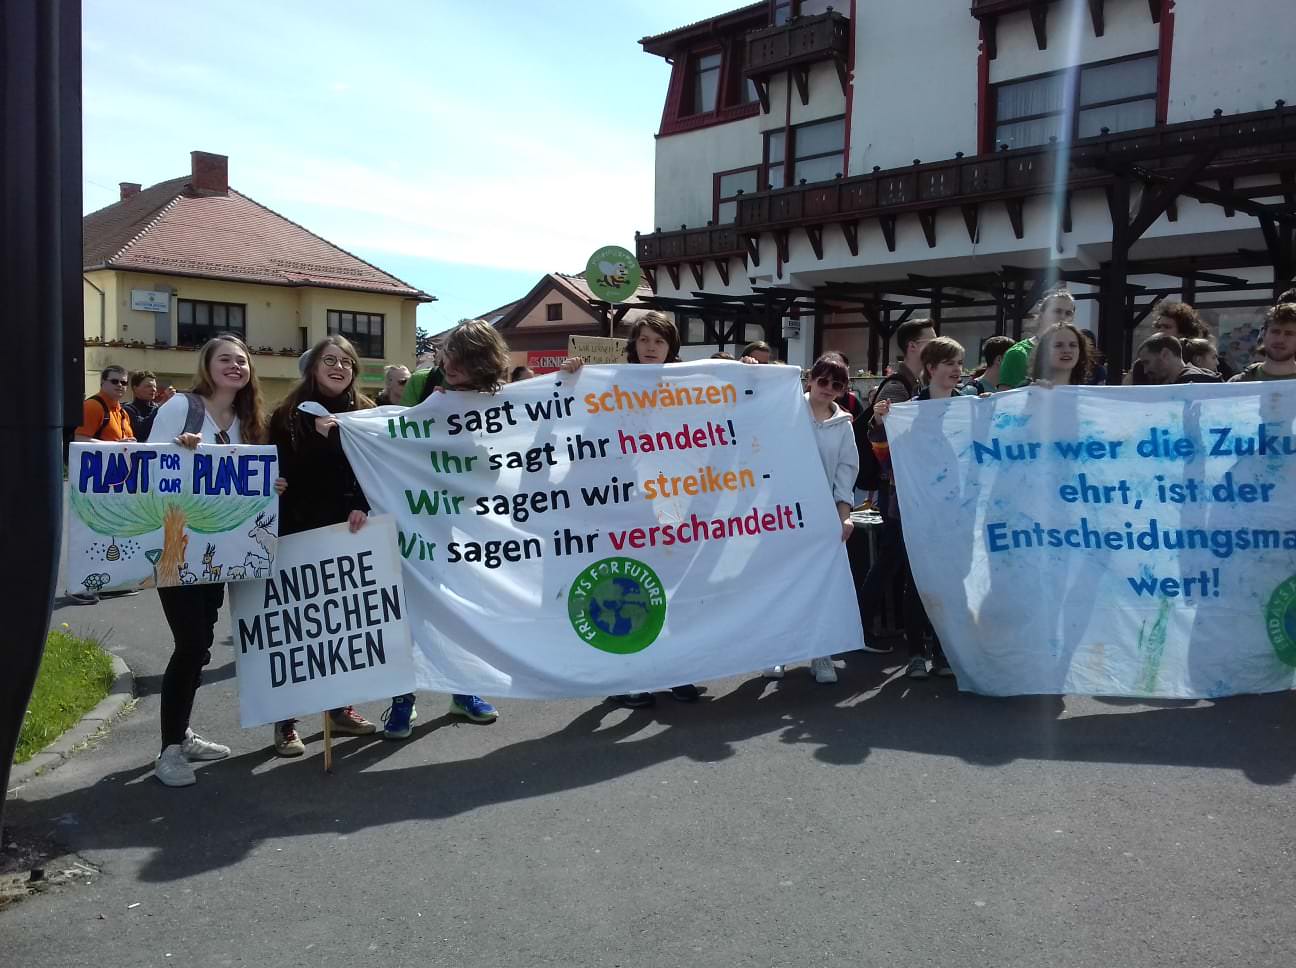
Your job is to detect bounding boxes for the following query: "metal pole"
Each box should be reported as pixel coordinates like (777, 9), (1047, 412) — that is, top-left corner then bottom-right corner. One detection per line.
(0, 0), (81, 821)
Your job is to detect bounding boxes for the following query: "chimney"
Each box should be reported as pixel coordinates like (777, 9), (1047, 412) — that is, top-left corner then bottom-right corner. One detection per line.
(190, 151), (228, 196)
(119, 182), (142, 200)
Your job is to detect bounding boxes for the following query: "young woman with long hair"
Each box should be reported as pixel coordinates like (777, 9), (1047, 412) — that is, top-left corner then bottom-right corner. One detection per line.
(381, 320), (506, 739)
(1028, 323), (1093, 386)
(267, 335), (380, 755)
(149, 334), (284, 787)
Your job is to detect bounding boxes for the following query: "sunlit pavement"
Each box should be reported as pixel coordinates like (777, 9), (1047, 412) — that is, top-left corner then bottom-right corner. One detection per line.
(6, 511), (1295, 966)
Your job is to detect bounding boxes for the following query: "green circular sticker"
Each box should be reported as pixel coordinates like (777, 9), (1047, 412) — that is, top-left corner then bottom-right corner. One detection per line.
(568, 557), (667, 655)
(1264, 575), (1296, 667)
(584, 245), (641, 303)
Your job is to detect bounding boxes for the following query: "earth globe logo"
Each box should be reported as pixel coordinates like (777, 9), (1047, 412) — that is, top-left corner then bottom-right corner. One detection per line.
(568, 557), (667, 655)
(1265, 575), (1296, 667)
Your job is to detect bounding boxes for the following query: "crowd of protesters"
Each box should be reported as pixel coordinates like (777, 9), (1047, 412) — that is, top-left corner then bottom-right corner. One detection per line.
(70, 287), (1296, 786)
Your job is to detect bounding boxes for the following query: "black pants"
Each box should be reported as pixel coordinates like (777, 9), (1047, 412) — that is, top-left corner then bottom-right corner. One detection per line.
(858, 516), (943, 662)
(158, 583), (225, 751)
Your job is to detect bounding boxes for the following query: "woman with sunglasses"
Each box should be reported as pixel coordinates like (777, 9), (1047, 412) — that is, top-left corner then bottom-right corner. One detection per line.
(764, 353), (859, 683)
(266, 335), (379, 756)
(149, 334), (285, 787)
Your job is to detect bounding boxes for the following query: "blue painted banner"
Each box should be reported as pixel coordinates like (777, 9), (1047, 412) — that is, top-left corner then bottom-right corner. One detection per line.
(884, 383), (1296, 697)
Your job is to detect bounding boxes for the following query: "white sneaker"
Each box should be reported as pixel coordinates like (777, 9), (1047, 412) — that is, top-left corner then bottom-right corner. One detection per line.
(763, 665), (785, 679)
(181, 729), (230, 761)
(810, 656), (838, 683)
(155, 745), (196, 787)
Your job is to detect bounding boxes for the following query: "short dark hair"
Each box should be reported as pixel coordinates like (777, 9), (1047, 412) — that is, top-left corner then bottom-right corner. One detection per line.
(129, 369), (156, 389)
(627, 311), (681, 364)
(100, 365), (127, 382)
(809, 353), (849, 385)
(1155, 302), (1207, 339)
(895, 318), (935, 356)
(710, 351), (734, 360)
(1138, 332), (1184, 359)
(1181, 338), (1217, 367)
(1264, 303), (1296, 331)
(742, 340), (771, 357)
(509, 365), (534, 382)
(981, 336), (1015, 367)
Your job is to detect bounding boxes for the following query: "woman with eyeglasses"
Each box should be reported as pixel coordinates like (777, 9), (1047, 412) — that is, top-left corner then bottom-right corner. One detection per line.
(763, 353), (859, 684)
(266, 335), (379, 756)
(149, 334), (285, 787)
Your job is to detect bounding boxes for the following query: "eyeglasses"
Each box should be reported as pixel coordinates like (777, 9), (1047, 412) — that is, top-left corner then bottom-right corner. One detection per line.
(321, 355), (354, 370)
(106, 379), (128, 387)
(813, 376), (846, 392)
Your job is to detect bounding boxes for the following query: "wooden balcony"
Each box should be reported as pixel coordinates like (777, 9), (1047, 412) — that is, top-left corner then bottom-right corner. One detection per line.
(634, 104), (1296, 272)
(744, 10), (850, 109)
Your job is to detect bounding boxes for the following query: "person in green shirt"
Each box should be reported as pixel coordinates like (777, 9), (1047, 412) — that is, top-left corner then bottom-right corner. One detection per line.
(400, 361), (448, 404)
(996, 288), (1077, 389)
(1229, 303), (1296, 382)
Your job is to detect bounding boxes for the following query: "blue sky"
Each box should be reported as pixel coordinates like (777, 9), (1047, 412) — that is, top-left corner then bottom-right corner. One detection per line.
(82, 0), (741, 335)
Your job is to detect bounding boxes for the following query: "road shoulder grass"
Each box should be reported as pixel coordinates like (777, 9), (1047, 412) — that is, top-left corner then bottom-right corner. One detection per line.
(15, 628), (115, 764)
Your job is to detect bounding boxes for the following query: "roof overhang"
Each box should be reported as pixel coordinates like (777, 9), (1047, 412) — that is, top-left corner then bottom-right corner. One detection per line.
(640, 3), (768, 58)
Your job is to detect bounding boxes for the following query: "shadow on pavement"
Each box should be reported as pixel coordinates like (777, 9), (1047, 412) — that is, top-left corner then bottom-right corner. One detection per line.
(7, 652), (1294, 885)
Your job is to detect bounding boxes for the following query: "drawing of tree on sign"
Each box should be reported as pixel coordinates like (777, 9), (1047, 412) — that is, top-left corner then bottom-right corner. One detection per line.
(70, 489), (274, 587)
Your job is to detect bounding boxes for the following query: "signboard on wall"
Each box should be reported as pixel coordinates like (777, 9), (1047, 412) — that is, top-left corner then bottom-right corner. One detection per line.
(527, 350), (567, 374)
(130, 290), (170, 313)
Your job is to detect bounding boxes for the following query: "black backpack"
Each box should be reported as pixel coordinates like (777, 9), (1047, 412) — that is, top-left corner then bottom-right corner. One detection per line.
(855, 371), (916, 490)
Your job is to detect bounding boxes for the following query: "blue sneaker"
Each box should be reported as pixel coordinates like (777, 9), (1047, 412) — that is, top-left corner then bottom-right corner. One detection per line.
(449, 694), (498, 723)
(382, 693), (417, 739)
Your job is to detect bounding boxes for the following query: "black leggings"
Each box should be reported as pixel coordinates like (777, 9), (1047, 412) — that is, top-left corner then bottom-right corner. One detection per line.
(157, 583), (225, 751)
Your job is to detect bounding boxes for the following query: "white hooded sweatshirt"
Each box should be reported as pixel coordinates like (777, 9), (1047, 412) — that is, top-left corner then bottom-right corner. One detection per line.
(804, 393), (859, 508)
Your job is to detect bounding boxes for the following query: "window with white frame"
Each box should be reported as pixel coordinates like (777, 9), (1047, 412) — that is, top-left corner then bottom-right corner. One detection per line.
(993, 51), (1158, 150)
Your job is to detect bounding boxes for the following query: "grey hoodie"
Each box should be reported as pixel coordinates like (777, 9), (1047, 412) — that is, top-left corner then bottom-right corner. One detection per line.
(804, 394), (859, 507)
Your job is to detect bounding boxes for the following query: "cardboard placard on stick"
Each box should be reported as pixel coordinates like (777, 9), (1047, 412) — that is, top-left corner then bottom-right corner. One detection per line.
(568, 335), (627, 365)
(230, 514), (416, 727)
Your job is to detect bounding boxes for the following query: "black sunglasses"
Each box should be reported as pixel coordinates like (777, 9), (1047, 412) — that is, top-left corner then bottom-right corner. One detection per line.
(813, 375), (846, 392)
(106, 378), (128, 387)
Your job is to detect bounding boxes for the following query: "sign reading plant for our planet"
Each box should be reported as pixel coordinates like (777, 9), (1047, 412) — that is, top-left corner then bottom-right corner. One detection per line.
(67, 441), (280, 595)
(337, 362), (864, 699)
(884, 383), (1296, 698)
(584, 245), (641, 303)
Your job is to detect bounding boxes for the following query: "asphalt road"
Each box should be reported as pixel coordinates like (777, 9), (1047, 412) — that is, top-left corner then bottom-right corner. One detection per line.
(4, 524), (1295, 967)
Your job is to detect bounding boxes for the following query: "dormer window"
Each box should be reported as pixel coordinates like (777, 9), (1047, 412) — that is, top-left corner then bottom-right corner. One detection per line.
(689, 52), (723, 115)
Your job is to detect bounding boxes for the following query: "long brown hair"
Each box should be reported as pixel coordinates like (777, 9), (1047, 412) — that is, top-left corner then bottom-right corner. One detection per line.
(191, 334), (267, 443)
(1029, 323), (1093, 385)
(442, 319), (510, 392)
(270, 335), (373, 443)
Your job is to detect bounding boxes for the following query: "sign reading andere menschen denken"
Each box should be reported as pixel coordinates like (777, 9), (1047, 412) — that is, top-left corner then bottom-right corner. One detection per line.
(230, 514), (415, 726)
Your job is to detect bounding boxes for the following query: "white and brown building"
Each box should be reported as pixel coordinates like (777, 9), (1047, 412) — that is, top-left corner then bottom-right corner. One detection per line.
(634, 0), (1295, 375)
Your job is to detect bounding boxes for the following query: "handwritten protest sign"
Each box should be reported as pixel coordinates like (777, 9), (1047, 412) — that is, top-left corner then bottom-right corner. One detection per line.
(229, 515), (415, 727)
(67, 441), (279, 594)
(568, 335), (627, 365)
(884, 383), (1296, 698)
(336, 362), (863, 698)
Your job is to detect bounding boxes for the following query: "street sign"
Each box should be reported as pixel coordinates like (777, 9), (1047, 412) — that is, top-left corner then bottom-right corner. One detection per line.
(584, 245), (641, 303)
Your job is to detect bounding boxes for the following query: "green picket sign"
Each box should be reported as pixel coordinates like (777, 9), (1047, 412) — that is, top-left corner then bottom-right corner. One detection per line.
(584, 245), (641, 303)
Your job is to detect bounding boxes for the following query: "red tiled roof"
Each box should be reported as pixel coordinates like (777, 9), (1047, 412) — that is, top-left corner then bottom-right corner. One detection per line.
(83, 179), (433, 301)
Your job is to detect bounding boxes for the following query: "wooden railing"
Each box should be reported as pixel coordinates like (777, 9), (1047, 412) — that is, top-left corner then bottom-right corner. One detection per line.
(744, 10), (849, 78)
(635, 105), (1296, 267)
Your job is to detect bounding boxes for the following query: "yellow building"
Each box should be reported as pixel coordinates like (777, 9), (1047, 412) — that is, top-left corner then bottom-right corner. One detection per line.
(82, 150), (433, 401)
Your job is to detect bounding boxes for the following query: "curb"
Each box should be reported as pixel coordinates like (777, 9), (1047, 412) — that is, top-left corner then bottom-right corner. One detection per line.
(7, 653), (134, 794)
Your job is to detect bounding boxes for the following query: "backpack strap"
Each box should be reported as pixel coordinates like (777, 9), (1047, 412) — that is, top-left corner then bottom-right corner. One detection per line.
(180, 393), (207, 435)
(88, 394), (112, 438)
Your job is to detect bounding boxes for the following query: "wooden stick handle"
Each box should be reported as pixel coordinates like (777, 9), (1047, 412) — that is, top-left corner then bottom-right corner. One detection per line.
(322, 712), (333, 773)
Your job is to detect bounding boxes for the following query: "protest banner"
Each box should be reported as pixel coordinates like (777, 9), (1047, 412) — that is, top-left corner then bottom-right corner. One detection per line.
(229, 515), (415, 727)
(884, 383), (1296, 698)
(568, 335), (627, 365)
(335, 362), (862, 698)
(67, 441), (279, 594)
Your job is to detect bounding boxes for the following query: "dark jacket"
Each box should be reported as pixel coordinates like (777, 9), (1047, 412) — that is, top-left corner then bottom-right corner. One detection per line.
(270, 394), (371, 537)
(1172, 365), (1222, 384)
(123, 398), (158, 442)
